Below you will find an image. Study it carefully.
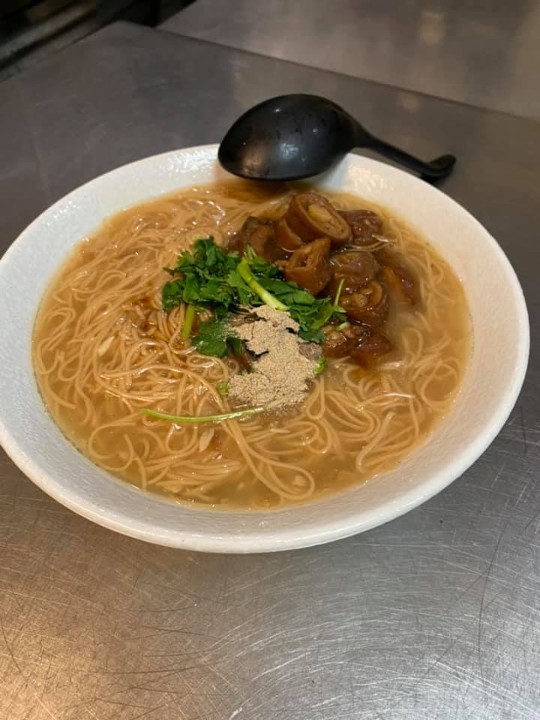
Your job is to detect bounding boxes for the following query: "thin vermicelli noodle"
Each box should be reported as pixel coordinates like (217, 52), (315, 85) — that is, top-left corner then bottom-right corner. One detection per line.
(33, 183), (470, 508)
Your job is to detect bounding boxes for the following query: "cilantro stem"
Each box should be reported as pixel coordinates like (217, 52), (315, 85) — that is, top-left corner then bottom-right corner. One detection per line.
(237, 258), (287, 312)
(141, 406), (265, 424)
(333, 278), (345, 307)
(181, 303), (196, 340)
(314, 356), (328, 375)
(216, 380), (229, 396)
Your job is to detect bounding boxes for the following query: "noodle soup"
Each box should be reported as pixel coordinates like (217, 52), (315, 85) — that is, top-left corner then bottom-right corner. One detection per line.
(33, 183), (470, 509)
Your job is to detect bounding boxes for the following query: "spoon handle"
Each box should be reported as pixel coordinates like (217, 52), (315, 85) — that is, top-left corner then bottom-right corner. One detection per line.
(362, 133), (456, 180)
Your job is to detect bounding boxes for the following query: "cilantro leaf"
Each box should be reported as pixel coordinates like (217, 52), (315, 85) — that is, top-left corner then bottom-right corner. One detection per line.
(192, 317), (242, 358)
(162, 238), (345, 355)
(162, 237), (240, 315)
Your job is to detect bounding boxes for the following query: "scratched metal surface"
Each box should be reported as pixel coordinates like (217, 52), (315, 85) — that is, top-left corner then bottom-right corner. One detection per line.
(0, 22), (539, 720)
(161, 0), (540, 120)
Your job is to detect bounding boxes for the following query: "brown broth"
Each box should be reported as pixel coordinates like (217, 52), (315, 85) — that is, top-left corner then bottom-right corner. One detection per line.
(33, 182), (471, 509)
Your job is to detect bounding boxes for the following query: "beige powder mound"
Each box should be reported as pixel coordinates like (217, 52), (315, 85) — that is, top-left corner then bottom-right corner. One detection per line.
(228, 307), (319, 410)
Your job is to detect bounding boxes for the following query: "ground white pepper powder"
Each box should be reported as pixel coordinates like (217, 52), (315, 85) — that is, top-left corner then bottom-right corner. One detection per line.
(228, 307), (319, 410)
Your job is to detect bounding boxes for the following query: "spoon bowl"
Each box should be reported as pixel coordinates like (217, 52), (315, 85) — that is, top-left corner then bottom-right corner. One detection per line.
(219, 94), (456, 182)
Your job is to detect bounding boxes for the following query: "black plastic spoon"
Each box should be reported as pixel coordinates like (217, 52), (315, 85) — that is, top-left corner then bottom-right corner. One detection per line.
(218, 94), (456, 182)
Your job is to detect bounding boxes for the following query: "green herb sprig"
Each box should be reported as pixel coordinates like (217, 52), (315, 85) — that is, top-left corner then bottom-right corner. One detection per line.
(162, 238), (345, 348)
(142, 406), (264, 425)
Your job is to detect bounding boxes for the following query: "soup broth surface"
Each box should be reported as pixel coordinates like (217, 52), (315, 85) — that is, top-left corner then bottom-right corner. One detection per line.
(33, 182), (470, 509)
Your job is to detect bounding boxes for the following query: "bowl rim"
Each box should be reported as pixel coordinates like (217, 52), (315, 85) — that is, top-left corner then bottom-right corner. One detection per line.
(0, 144), (530, 552)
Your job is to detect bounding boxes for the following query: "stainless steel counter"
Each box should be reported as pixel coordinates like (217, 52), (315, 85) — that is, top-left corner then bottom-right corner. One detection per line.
(0, 22), (539, 720)
(162, 0), (540, 120)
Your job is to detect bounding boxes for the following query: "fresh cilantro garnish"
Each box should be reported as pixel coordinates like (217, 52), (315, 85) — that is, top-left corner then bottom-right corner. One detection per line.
(162, 237), (240, 314)
(142, 406), (265, 425)
(162, 237), (345, 351)
(192, 317), (242, 358)
(314, 355), (328, 375)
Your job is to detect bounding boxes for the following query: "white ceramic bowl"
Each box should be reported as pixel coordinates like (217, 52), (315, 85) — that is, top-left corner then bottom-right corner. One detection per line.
(0, 145), (529, 553)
